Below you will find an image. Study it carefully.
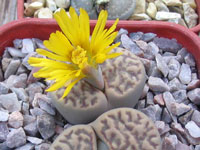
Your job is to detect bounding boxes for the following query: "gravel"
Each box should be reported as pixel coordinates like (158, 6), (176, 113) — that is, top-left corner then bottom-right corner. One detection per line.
(0, 30), (199, 149)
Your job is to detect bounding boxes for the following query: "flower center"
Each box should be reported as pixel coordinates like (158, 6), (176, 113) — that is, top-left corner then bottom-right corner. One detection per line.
(71, 46), (88, 69)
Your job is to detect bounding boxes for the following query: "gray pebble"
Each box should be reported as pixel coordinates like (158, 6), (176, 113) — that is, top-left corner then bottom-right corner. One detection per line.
(32, 38), (46, 49)
(27, 136), (43, 145)
(171, 102), (191, 116)
(178, 109), (194, 126)
(191, 110), (200, 127)
(15, 143), (34, 150)
(37, 114), (55, 139)
(153, 37), (182, 53)
(11, 88), (29, 102)
(0, 93), (21, 113)
(0, 111), (9, 122)
(168, 78), (187, 92)
(179, 63), (192, 84)
(148, 76), (170, 92)
(172, 90), (187, 103)
(0, 123), (9, 142)
(21, 102), (30, 115)
(177, 47), (188, 63)
(8, 111), (24, 129)
(129, 32), (144, 40)
(146, 92), (154, 105)
(7, 47), (26, 58)
(6, 127), (26, 148)
(141, 32), (157, 42)
(188, 88), (200, 105)
(168, 58), (180, 80)
(185, 53), (195, 67)
(6, 74), (27, 88)
(21, 39), (35, 54)
(24, 121), (38, 136)
(0, 82), (9, 94)
(30, 107), (46, 117)
(155, 54), (169, 77)
(4, 59), (21, 79)
(13, 39), (22, 49)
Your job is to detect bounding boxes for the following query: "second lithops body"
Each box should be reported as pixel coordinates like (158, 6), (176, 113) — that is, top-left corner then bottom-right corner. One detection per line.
(102, 47), (147, 109)
(49, 80), (108, 124)
(91, 108), (162, 150)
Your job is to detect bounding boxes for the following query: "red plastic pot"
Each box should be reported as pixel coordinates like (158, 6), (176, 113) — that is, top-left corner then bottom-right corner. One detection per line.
(0, 19), (200, 76)
(17, 0), (200, 32)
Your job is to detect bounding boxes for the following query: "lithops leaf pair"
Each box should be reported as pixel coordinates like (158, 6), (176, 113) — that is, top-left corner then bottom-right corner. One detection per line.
(50, 48), (146, 124)
(102, 47), (147, 109)
(49, 80), (108, 124)
(50, 108), (161, 150)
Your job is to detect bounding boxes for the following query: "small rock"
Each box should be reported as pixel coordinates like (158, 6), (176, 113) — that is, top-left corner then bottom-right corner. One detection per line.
(46, 0), (57, 11)
(162, 108), (172, 124)
(6, 127), (26, 148)
(155, 54), (169, 77)
(37, 114), (55, 139)
(185, 53), (195, 67)
(148, 76), (170, 92)
(179, 63), (191, 84)
(32, 38), (46, 49)
(168, 58), (180, 80)
(13, 39), (22, 49)
(162, 135), (178, 150)
(155, 121), (170, 135)
(183, 3), (198, 28)
(182, 0), (196, 9)
(163, 91), (177, 122)
(7, 47), (26, 58)
(162, 0), (182, 6)
(8, 111), (24, 129)
(22, 39), (35, 54)
(30, 107), (46, 116)
(196, 145), (200, 150)
(121, 34), (143, 56)
(38, 8), (53, 18)
(177, 47), (188, 62)
(2, 57), (12, 72)
(185, 121), (200, 138)
(34, 93), (55, 115)
(6, 74), (27, 88)
(191, 110), (200, 127)
(171, 102), (191, 116)
(23, 115), (36, 126)
(172, 90), (187, 103)
(176, 142), (191, 150)
(0, 82), (9, 94)
(11, 88), (29, 102)
(156, 11), (181, 20)
(0, 93), (21, 113)
(153, 37), (182, 53)
(171, 122), (185, 133)
(155, 0), (169, 12)
(22, 52), (37, 70)
(16, 64), (28, 75)
(188, 88), (200, 105)
(55, 0), (70, 8)
(148, 62), (162, 78)
(154, 94), (165, 106)
(136, 100), (146, 110)
(146, 92), (154, 105)
(35, 143), (51, 150)
(141, 104), (162, 122)
(168, 78), (187, 91)
(15, 143), (34, 150)
(130, 13), (151, 21)
(141, 33), (157, 42)
(26, 82), (43, 102)
(135, 40), (148, 51)
(178, 109), (194, 125)
(129, 32), (143, 40)
(0, 123), (9, 142)
(147, 2), (157, 18)
(187, 79), (200, 90)
(24, 121), (38, 136)
(4, 59), (21, 79)
(21, 102), (30, 115)
(0, 111), (9, 122)
(27, 136), (43, 145)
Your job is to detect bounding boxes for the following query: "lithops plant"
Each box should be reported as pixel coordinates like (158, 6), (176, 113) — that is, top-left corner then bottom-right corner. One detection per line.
(49, 80), (108, 124)
(102, 47), (147, 109)
(50, 125), (97, 150)
(71, 0), (98, 19)
(91, 108), (162, 150)
(96, 0), (136, 20)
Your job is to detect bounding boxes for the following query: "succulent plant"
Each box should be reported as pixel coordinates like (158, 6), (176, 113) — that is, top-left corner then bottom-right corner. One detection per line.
(49, 80), (108, 124)
(50, 125), (97, 150)
(50, 108), (161, 150)
(102, 47), (147, 109)
(91, 108), (162, 150)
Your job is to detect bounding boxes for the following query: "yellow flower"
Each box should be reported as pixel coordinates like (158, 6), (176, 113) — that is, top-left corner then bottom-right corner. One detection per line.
(28, 7), (121, 99)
